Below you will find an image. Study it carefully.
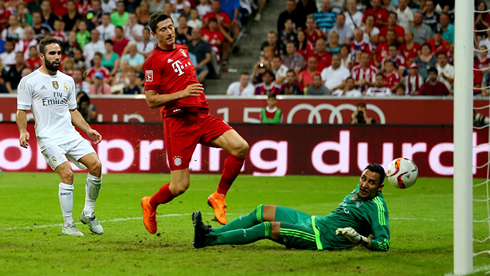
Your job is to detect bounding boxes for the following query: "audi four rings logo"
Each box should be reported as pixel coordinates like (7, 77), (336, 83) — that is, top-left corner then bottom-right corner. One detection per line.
(286, 103), (386, 124)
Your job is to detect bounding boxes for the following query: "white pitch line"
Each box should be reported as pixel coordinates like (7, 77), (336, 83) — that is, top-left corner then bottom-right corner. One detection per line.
(0, 214), (470, 232)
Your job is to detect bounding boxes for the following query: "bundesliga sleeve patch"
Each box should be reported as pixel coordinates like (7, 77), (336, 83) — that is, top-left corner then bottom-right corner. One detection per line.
(145, 70), (154, 82)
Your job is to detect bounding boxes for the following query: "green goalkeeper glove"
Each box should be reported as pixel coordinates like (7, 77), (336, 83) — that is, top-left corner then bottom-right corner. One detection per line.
(336, 227), (369, 246)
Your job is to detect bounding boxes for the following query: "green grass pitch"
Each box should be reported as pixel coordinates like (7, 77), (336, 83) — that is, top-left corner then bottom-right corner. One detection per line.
(0, 172), (489, 276)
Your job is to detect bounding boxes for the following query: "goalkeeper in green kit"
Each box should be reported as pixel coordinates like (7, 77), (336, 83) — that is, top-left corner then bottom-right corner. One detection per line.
(192, 163), (390, 252)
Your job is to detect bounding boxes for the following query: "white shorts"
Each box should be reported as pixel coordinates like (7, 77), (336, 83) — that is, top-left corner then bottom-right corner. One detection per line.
(42, 137), (96, 170)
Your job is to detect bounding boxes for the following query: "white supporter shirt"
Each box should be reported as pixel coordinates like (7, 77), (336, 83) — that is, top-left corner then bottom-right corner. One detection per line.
(396, 7), (414, 29)
(17, 69), (81, 151)
(332, 88), (362, 97)
(321, 66), (350, 91)
(226, 81), (255, 96)
(1, 50), (16, 69)
(273, 64), (289, 84)
(83, 40), (106, 63)
(101, 0), (117, 14)
(125, 23), (144, 41)
(96, 24), (116, 41)
(365, 87), (392, 97)
(344, 11), (363, 30)
(137, 40), (157, 55)
(436, 64), (454, 92)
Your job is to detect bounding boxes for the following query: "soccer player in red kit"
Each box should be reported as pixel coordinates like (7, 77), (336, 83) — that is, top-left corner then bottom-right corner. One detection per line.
(141, 12), (249, 234)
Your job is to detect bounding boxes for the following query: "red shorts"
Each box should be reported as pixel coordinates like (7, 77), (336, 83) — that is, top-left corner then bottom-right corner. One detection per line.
(164, 111), (233, 170)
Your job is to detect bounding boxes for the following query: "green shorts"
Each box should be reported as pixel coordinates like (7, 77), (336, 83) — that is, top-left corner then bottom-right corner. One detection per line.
(274, 206), (322, 250)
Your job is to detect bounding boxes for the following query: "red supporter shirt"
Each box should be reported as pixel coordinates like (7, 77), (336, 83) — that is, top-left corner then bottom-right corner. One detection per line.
(379, 25), (405, 40)
(0, 8), (11, 30)
(50, 0), (68, 17)
(351, 64), (378, 91)
(144, 44), (208, 117)
(419, 81), (450, 95)
(113, 38), (130, 56)
(201, 28), (224, 56)
(399, 42), (421, 62)
(255, 83), (280, 95)
(362, 7), (389, 28)
(428, 38), (450, 56)
(374, 42), (389, 62)
(202, 12), (231, 28)
(350, 41), (372, 55)
(297, 42), (313, 61)
(383, 71), (401, 88)
(86, 66), (111, 81)
(313, 51), (332, 71)
(26, 57), (41, 70)
(474, 57), (490, 85)
(305, 28), (323, 46)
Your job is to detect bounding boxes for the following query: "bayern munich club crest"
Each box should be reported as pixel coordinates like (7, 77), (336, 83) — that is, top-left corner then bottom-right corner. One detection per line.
(173, 156), (182, 166)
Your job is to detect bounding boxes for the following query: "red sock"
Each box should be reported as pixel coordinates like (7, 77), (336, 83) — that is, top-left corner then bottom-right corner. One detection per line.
(150, 182), (175, 208)
(217, 155), (245, 196)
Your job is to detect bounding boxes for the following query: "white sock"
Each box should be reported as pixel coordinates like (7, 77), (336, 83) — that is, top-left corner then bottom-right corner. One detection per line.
(59, 183), (74, 226)
(83, 173), (102, 217)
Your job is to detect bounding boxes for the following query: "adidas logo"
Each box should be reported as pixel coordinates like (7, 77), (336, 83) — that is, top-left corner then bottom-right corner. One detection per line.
(167, 58), (173, 63)
(41, 85), (47, 90)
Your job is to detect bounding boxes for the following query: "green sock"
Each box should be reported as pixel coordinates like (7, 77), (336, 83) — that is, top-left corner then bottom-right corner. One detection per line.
(205, 222), (272, 246)
(211, 204), (265, 235)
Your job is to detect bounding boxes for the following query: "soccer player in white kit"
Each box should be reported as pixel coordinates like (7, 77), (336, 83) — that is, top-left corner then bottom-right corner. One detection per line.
(16, 38), (104, 236)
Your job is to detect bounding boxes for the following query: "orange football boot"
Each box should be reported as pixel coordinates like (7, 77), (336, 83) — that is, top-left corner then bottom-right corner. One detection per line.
(141, 196), (157, 234)
(207, 192), (228, 225)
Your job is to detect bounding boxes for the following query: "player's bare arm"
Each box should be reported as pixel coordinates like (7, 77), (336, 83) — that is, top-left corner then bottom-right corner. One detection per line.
(144, 84), (204, 108)
(16, 109), (30, 148)
(70, 109), (102, 144)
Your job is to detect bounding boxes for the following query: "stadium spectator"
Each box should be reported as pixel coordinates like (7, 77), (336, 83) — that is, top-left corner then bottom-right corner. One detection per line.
(261, 31), (283, 56)
(74, 48), (87, 70)
(188, 8), (203, 29)
(396, 0), (413, 29)
(77, 0), (94, 16)
(350, 28), (372, 60)
(261, 93), (282, 124)
(306, 73), (329, 95)
(313, 38), (332, 71)
(381, 44), (405, 76)
(325, 31), (341, 55)
(299, 56), (321, 90)
(84, 29), (106, 64)
(475, 45), (490, 93)
(197, 0), (212, 19)
(41, 0), (59, 30)
(218, 0), (241, 40)
(113, 26), (130, 56)
(362, 0), (389, 28)
(365, 73), (392, 96)
(321, 54), (350, 92)
(0, 0), (10, 32)
(255, 70), (279, 95)
(361, 14), (380, 46)
(296, 0), (317, 17)
(63, 31), (79, 58)
(62, 57), (76, 75)
(85, 52), (111, 83)
(77, 92), (97, 122)
(51, 19), (67, 43)
(203, 1), (231, 30)
(404, 62), (423, 95)
(0, 40), (16, 70)
(412, 43), (437, 80)
(176, 15), (192, 46)
(428, 27), (449, 56)
(172, 0), (192, 15)
(382, 60), (400, 91)
(76, 20), (91, 48)
(2, 15), (24, 42)
(188, 27), (212, 82)
(271, 55), (288, 85)
(63, 0), (83, 32)
(253, 0), (266, 22)
(86, 0), (103, 30)
(394, 83), (407, 96)
(17, 2), (32, 28)
(297, 30), (314, 61)
(478, 30), (490, 58)
(227, 72), (254, 96)
(202, 17), (230, 62)
(111, 1), (129, 27)
(439, 12), (454, 45)
(102, 40), (120, 75)
(314, 0), (337, 35)
(351, 103), (375, 124)
(124, 0), (141, 13)
(379, 12), (404, 45)
(137, 28), (156, 58)
(283, 41), (306, 75)
(381, 0), (395, 12)
(5, 52), (26, 93)
(435, 52), (454, 92)
(481, 71), (490, 96)
(32, 11), (53, 42)
(124, 12), (144, 42)
(399, 30), (420, 66)
(252, 61), (269, 84)
(136, 1), (151, 26)
(279, 70), (303, 95)
(122, 69), (142, 94)
(352, 51), (378, 92)
(344, 0), (363, 30)
(260, 47), (274, 65)
(89, 71), (112, 94)
(305, 17), (322, 47)
(111, 60), (130, 92)
(280, 18), (298, 49)
(121, 41), (145, 73)
(26, 46), (41, 70)
(336, 76), (361, 97)
(422, 0), (439, 31)
(277, 0), (304, 36)
(101, 0), (117, 14)
(409, 12), (433, 45)
(329, 13), (353, 45)
(97, 13), (116, 41)
(475, 1), (490, 35)
(339, 44), (352, 69)
(418, 67), (451, 96)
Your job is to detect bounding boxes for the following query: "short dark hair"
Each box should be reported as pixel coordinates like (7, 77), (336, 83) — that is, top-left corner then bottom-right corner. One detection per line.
(240, 71), (249, 76)
(376, 72), (384, 78)
(94, 52), (103, 58)
(104, 39), (114, 46)
(149, 12), (174, 33)
(208, 17), (218, 24)
(421, 42), (432, 51)
(364, 164), (386, 185)
(39, 37), (62, 55)
(286, 69), (295, 75)
(263, 70), (274, 77)
(428, 67), (438, 74)
(267, 93), (277, 99)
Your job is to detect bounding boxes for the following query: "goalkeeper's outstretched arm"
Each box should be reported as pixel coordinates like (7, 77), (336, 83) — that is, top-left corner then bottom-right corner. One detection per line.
(336, 227), (390, 252)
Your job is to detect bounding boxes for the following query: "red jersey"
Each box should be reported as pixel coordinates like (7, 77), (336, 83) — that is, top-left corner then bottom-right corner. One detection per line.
(474, 57), (490, 85)
(254, 83), (280, 95)
(362, 7), (389, 28)
(113, 38), (130, 56)
(399, 42), (421, 62)
(26, 57), (41, 70)
(202, 12), (231, 28)
(144, 44), (208, 117)
(86, 66), (111, 80)
(297, 41), (313, 61)
(52, 31), (67, 43)
(374, 42), (389, 62)
(0, 8), (11, 30)
(428, 38), (450, 56)
(351, 64), (378, 91)
(313, 51), (332, 71)
(201, 28), (224, 56)
(379, 25), (405, 40)
(50, 0), (68, 17)
(383, 71), (400, 88)
(350, 40), (372, 55)
(305, 28), (322, 46)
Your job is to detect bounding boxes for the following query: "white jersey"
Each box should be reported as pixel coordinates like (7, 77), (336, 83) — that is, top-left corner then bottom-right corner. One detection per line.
(17, 69), (81, 151)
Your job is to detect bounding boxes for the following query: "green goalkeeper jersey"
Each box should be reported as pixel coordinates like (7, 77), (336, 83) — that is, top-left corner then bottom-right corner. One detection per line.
(314, 184), (390, 252)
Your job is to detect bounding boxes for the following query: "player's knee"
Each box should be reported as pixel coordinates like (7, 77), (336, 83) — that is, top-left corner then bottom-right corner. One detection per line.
(170, 180), (189, 195)
(89, 159), (102, 177)
(59, 168), (74, 183)
(235, 141), (249, 157)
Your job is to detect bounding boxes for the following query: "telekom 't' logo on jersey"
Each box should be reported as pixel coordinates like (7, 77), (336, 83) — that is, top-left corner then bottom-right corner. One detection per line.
(172, 60), (184, 76)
